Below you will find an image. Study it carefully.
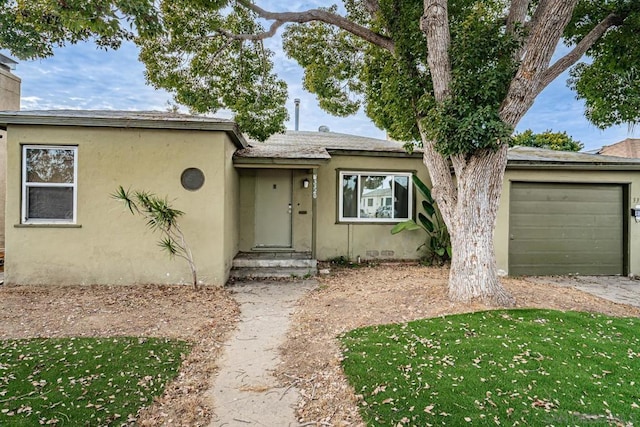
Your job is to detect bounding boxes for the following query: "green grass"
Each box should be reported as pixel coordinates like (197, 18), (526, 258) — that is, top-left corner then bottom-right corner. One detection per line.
(0, 337), (190, 426)
(340, 309), (640, 426)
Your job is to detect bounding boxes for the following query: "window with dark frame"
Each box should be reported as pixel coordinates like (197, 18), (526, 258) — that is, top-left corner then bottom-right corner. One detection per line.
(339, 171), (412, 222)
(22, 145), (77, 223)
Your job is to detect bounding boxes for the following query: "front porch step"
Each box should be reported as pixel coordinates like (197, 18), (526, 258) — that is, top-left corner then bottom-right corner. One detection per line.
(229, 266), (316, 280)
(230, 251), (317, 280)
(232, 258), (317, 268)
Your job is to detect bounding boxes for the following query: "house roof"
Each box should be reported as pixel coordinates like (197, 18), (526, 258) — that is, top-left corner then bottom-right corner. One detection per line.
(0, 53), (17, 70)
(234, 130), (421, 166)
(0, 110), (248, 148)
(362, 187), (392, 197)
(597, 138), (640, 158)
(3, 110), (639, 170)
(507, 146), (640, 170)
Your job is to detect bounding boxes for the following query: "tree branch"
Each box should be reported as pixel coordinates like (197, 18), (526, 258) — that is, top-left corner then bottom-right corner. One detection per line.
(500, 0), (579, 126)
(421, 0), (452, 101)
(417, 123), (456, 226)
(538, 12), (624, 93)
(506, 0), (530, 34)
(363, 0), (381, 17)
(235, 0), (395, 53)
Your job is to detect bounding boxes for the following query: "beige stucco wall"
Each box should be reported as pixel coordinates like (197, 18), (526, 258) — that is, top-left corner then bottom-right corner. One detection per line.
(223, 137), (240, 276)
(315, 154), (430, 261)
(496, 168), (640, 276)
(5, 124), (237, 285)
(0, 67), (21, 248)
(238, 170), (256, 250)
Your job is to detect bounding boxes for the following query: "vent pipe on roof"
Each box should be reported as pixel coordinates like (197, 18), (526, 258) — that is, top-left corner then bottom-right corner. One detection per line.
(294, 98), (300, 131)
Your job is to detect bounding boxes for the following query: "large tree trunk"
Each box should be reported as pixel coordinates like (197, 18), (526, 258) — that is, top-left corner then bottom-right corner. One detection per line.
(444, 146), (515, 306)
(418, 125), (515, 306)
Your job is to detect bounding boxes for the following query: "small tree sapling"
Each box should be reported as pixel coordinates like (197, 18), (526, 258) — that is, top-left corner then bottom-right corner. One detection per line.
(113, 186), (198, 289)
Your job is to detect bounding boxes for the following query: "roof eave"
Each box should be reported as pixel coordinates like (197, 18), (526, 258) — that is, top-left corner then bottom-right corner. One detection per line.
(327, 149), (422, 158)
(507, 161), (640, 171)
(233, 157), (330, 168)
(0, 114), (248, 148)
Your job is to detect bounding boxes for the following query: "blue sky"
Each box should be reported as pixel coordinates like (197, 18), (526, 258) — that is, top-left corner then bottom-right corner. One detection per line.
(5, 3), (636, 152)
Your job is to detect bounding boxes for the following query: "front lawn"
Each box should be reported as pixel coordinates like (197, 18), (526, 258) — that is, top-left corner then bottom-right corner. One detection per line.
(0, 337), (189, 426)
(341, 309), (640, 426)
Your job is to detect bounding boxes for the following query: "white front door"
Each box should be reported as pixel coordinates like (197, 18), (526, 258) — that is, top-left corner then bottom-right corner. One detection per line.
(254, 169), (292, 248)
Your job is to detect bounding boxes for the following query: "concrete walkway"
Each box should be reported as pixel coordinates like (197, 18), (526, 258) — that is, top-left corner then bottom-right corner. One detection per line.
(526, 275), (640, 308)
(208, 280), (316, 426)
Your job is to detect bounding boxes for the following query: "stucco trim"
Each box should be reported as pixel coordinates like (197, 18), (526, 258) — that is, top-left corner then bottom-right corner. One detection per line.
(234, 159), (329, 168)
(507, 162), (640, 171)
(0, 113), (247, 148)
(328, 149), (422, 158)
(14, 224), (82, 228)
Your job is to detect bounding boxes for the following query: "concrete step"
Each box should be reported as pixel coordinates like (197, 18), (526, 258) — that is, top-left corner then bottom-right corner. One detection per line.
(232, 258), (317, 269)
(229, 266), (317, 280)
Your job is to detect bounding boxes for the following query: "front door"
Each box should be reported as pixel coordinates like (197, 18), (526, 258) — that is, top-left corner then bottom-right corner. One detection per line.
(254, 169), (292, 248)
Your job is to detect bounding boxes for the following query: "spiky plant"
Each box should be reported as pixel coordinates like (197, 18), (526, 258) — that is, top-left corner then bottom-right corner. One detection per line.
(113, 186), (198, 289)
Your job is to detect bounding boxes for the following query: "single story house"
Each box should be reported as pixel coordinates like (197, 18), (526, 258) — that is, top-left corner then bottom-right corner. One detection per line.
(0, 110), (639, 286)
(597, 138), (640, 158)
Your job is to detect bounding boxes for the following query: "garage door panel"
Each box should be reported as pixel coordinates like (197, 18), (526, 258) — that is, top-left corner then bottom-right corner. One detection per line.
(511, 202), (618, 217)
(510, 238), (620, 253)
(509, 182), (623, 276)
(512, 227), (621, 241)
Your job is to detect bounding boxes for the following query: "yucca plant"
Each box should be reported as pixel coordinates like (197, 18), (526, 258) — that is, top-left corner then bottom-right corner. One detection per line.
(113, 186), (198, 289)
(391, 175), (451, 265)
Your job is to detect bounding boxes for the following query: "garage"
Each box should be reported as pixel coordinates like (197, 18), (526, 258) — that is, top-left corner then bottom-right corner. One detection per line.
(509, 182), (625, 276)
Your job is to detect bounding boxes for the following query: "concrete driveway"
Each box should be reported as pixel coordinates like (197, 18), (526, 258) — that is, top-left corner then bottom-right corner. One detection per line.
(526, 275), (640, 308)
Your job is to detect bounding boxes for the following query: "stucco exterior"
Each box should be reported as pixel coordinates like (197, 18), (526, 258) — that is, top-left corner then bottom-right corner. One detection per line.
(237, 153), (430, 261)
(3, 116), (243, 286)
(496, 166), (640, 276)
(0, 65), (21, 248)
(315, 154), (431, 261)
(3, 111), (640, 286)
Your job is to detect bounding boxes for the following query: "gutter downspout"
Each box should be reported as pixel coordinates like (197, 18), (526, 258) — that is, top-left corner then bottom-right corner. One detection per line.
(312, 168), (318, 259)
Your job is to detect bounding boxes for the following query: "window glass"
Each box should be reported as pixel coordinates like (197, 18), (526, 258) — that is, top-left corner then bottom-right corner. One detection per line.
(394, 176), (409, 219)
(23, 146), (77, 223)
(26, 148), (75, 183)
(339, 171), (412, 222)
(342, 174), (358, 218)
(27, 187), (74, 219)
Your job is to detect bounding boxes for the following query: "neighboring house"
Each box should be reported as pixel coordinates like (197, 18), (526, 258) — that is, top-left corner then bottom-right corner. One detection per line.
(0, 110), (639, 286)
(0, 54), (21, 250)
(597, 138), (640, 158)
(360, 187), (393, 218)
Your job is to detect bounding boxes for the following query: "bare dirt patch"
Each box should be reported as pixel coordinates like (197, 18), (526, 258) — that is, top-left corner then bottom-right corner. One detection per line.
(279, 264), (640, 426)
(0, 284), (239, 426)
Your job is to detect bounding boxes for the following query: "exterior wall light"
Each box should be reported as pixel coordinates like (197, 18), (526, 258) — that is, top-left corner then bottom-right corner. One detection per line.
(302, 178), (310, 188)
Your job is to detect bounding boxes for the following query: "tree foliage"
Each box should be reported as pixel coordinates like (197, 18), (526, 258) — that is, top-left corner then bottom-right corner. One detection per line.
(131, 1), (640, 151)
(138, 0), (288, 141)
(511, 130), (584, 152)
(0, 0), (159, 60)
(130, 0), (638, 304)
(391, 175), (451, 266)
(566, 1), (640, 129)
